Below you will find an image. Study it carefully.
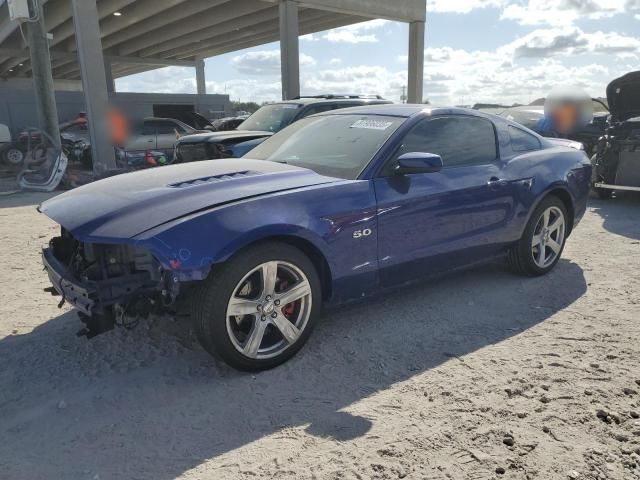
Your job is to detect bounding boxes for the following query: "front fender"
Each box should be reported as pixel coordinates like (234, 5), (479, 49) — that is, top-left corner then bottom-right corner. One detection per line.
(133, 191), (338, 281)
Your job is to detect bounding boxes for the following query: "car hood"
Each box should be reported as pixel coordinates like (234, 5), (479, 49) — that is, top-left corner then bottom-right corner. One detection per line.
(607, 70), (640, 121)
(179, 130), (272, 144)
(39, 159), (339, 241)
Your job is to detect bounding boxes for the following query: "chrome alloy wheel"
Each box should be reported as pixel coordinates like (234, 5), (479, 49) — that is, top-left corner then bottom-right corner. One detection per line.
(531, 206), (565, 269)
(225, 261), (312, 360)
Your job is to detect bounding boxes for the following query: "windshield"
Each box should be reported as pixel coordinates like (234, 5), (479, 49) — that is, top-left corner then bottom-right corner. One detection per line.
(246, 114), (405, 179)
(237, 103), (302, 133)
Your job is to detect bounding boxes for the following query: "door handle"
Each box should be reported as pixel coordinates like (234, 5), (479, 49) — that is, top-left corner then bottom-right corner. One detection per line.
(487, 177), (508, 189)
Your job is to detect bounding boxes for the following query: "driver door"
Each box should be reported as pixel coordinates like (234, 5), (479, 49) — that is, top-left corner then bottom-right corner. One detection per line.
(373, 115), (518, 287)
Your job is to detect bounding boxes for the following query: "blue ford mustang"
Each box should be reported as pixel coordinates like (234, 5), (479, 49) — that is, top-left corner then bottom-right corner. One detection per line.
(40, 105), (591, 370)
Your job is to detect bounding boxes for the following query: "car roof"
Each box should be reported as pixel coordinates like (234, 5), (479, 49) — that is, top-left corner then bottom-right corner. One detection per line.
(272, 97), (391, 106)
(143, 116), (181, 122)
(504, 106), (544, 113)
(143, 116), (194, 130)
(313, 104), (499, 119)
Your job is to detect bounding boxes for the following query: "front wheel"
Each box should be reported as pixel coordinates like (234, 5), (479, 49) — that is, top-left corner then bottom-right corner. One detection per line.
(191, 242), (321, 371)
(508, 195), (568, 276)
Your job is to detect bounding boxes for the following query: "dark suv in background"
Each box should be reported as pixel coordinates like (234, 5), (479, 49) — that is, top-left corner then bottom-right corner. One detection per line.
(174, 94), (392, 162)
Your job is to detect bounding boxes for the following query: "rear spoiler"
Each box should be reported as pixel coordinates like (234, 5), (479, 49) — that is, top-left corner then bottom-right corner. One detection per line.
(547, 138), (585, 151)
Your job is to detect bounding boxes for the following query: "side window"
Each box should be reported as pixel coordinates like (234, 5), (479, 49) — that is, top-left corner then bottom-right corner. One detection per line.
(141, 123), (156, 136)
(509, 126), (541, 152)
(299, 104), (336, 119)
(155, 121), (181, 134)
(390, 116), (497, 171)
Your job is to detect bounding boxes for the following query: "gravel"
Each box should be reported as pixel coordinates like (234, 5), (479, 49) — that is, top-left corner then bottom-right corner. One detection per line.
(0, 191), (639, 480)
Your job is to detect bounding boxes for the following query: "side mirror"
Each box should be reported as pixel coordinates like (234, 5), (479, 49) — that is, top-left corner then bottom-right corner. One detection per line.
(394, 152), (443, 175)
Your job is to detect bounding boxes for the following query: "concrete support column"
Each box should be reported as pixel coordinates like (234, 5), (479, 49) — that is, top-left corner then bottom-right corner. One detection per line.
(26, 0), (61, 148)
(71, 0), (116, 173)
(195, 59), (206, 95)
(104, 57), (115, 93)
(407, 20), (425, 104)
(279, 0), (300, 100)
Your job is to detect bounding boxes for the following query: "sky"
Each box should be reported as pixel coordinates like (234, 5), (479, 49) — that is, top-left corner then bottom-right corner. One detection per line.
(115, 0), (640, 106)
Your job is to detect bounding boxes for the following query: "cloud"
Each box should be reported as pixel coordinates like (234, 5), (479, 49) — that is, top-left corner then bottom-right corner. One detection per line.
(428, 0), (505, 14)
(115, 66), (198, 94)
(426, 0), (638, 27)
(322, 19), (389, 43)
(509, 27), (589, 57)
(205, 79), (283, 103)
(501, 0), (628, 26)
(329, 58), (342, 66)
(508, 27), (640, 58)
(323, 31), (377, 43)
(230, 50), (316, 75)
(397, 39), (619, 105)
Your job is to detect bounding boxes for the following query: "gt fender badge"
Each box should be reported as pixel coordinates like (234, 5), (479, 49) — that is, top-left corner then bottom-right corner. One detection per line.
(353, 228), (372, 239)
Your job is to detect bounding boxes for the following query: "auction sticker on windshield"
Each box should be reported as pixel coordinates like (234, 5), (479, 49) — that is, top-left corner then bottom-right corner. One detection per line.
(350, 119), (394, 130)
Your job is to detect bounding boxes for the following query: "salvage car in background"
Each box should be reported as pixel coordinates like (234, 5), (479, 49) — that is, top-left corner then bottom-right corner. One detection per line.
(123, 117), (207, 159)
(591, 71), (640, 198)
(174, 94), (391, 162)
(496, 105), (608, 156)
(1, 115), (90, 167)
(39, 105), (591, 370)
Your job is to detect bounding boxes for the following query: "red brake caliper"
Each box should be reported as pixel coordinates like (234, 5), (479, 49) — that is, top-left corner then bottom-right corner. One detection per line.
(277, 278), (297, 318)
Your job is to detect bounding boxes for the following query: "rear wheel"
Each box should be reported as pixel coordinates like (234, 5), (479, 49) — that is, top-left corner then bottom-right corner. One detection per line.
(191, 242), (321, 371)
(508, 195), (568, 276)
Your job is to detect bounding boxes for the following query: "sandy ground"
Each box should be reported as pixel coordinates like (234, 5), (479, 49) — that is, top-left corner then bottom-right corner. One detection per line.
(0, 191), (639, 480)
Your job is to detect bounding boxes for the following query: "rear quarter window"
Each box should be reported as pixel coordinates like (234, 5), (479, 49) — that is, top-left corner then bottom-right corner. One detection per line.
(509, 126), (541, 152)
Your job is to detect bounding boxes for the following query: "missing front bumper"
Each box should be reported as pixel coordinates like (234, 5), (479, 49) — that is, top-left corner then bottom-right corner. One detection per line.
(42, 247), (95, 315)
(42, 244), (157, 316)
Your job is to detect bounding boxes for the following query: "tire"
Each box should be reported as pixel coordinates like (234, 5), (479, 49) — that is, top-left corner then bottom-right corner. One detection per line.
(507, 195), (569, 276)
(2, 146), (24, 166)
(191, 242), (322, 371)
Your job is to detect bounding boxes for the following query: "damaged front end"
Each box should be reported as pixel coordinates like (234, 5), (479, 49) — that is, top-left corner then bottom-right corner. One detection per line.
(43, 228), (180, 337)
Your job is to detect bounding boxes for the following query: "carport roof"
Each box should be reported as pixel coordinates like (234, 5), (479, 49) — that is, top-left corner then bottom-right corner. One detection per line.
(0, 0), (426, 81)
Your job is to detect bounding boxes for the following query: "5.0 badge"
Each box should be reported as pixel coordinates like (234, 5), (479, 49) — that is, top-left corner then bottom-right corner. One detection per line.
(353, 228), (372, 239)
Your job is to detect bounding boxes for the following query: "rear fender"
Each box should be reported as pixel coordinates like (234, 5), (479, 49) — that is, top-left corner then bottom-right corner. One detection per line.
(517, 181), (584, 240)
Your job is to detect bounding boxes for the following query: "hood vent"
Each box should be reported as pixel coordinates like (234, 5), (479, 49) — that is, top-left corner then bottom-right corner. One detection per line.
(168, 170), (258, 188)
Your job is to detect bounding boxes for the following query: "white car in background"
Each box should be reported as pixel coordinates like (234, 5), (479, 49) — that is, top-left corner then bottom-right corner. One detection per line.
(0, 123), (23, 166)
